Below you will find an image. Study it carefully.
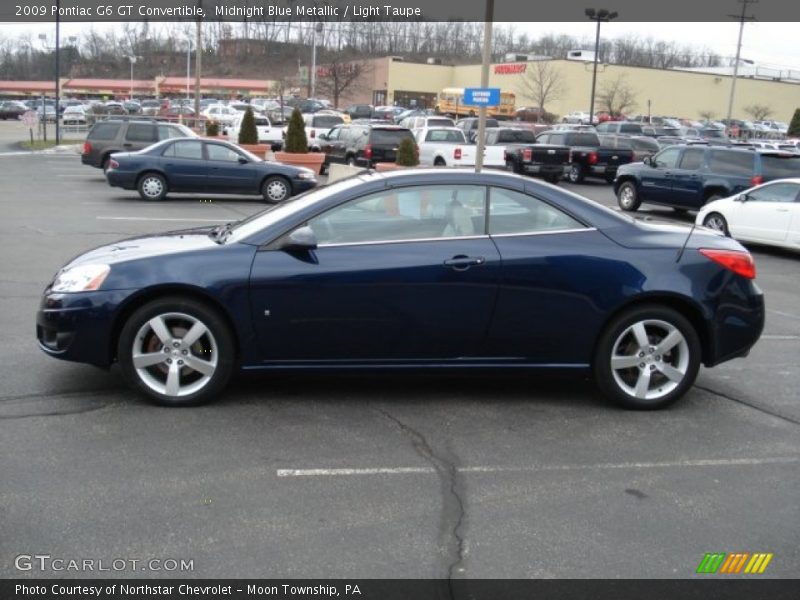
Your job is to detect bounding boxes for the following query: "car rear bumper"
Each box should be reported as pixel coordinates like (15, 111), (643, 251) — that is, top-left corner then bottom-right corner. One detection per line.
(706, 280), (765, 367)
(36, 290), (134, 367)
(105, 170), (137, 189)
(525, 164), (567, 175)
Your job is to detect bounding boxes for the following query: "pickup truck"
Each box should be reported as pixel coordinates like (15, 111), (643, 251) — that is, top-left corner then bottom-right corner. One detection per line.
(414, 127), (476, 167)
(485, 127), (570, 184)
(226, 113), (283, 151)
(535, 130), (635, 184)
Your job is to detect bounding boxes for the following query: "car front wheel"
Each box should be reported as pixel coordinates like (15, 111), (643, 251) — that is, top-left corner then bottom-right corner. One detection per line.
(617, 181), (641, 211)
(594, 305), (701, 410)
(567, 164), (585, 183)
(118, 297), (235, 407)
(702, 212), (730, 236)
(261, 176), (291, 203)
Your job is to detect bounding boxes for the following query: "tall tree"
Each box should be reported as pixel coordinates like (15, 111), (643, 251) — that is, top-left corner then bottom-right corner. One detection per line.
(313, 56), (373, 108)
(597, 75), (638, 117)
(517, 61), (566, 121)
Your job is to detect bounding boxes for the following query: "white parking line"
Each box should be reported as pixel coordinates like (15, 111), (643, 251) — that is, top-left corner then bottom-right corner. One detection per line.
(96, 216), (223, 222)
(276, 456), (800, 478)
(761, 335), (800, 340)
(768, 309), (800, 321)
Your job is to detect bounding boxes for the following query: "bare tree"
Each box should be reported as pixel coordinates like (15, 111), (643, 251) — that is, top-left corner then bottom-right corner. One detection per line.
(597, 75), (637, 117)
(313, 56), (373, 108)
(698, 110), (716, 121)
(744, 104), (773, 121)
(517, 61), (566, 121)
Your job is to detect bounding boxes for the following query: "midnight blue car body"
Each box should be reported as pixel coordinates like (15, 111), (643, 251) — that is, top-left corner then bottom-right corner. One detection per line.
(105, 137), (317, 202)
(38, 169), (764, 409)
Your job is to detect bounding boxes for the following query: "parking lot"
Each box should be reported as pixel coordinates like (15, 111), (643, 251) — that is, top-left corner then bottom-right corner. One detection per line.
(1, 120), (798, 579)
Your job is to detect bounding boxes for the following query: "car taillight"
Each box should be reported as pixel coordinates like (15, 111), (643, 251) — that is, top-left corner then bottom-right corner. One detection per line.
(699, 249), (756, 280)
(454, 147), (462, 160)
(364, 144), (372, 159)
(568, 149), (573, 162)
(108, 159), (119, 170)
(310, 130), (315, 138)
(523, 148), (532, 162)
(82, 141), (92, 155)
(751, 175), (763, 186)
(588, 151), (598, 165)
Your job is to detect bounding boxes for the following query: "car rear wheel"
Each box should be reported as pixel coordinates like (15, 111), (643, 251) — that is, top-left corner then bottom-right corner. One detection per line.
(434, 157), (446, 167)
(544, 174), (561, 184)
(702, 212), (730, 236)
(567, 164), (585, 183)
(594, 305), (701, 410)
(261, 176), (291, 203)
(617, 181), (641, 211)
(346, 156), (357, 167)
(118, 297), (235, 407)
(137, 173), (167, 201)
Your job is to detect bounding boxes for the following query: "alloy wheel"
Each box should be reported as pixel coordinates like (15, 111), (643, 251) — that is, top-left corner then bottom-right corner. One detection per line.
(265, 179), (288, 203)
(141, 176), (164, 199)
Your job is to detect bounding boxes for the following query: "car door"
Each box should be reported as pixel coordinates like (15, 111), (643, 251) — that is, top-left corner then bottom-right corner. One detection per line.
(668, 146), (706, 208)
(733, 182), (800, 243)
(484, 185), (616, 363)
(160, 140), (207, 191)
(204, 142), (257, 193)
(639, 146), (682, 205)
(249, 184), (501, 361)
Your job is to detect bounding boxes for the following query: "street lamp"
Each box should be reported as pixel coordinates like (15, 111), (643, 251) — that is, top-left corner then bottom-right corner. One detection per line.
(585, 8), (618, 126)
(185, 39), (193, 104)
(310, 22), (323, 98)
(127, 55), (139, 100)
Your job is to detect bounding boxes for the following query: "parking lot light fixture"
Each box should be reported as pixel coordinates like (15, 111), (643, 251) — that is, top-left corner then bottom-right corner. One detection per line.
(586, 7), (618, 126)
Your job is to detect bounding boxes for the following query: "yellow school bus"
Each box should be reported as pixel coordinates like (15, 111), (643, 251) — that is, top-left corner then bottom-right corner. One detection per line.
(435, 87), (516, 119)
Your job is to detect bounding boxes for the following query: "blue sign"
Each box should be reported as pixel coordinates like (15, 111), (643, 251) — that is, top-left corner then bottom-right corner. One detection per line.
(463, 87), (500, 107)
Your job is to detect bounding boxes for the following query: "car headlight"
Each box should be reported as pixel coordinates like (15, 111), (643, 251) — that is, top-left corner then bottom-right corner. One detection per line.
(51, 264), (110, 293)
(296, 169), (316, 180)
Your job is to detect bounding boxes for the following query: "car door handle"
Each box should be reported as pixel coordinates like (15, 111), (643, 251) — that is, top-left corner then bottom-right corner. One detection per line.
(122, 143), (133, 147)
(444, 255), (485, 270)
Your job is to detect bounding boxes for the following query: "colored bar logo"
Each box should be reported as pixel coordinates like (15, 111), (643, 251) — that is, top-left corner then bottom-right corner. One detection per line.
(697, 553), (773, 574)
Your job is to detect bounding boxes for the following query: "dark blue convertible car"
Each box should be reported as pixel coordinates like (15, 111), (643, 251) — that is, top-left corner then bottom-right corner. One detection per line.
(38, 169), (764, 409)
(105, 137), (317, 203)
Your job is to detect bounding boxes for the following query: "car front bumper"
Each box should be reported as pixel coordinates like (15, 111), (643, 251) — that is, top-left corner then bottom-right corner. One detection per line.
(36, 290), (135, 367)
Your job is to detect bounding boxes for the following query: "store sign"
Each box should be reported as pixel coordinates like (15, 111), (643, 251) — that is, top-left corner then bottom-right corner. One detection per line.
(494, 64), (527, 75)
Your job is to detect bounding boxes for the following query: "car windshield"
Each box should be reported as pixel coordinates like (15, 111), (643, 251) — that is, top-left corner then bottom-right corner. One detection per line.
(224, 175), (372, 244)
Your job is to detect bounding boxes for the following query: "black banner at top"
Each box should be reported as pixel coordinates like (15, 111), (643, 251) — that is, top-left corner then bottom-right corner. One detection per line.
(1, 0), (799, 22)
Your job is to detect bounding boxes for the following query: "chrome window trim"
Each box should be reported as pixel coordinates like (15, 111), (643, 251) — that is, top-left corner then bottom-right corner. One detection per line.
(490, 227), (596, 238)
(317, 235), (491, 249)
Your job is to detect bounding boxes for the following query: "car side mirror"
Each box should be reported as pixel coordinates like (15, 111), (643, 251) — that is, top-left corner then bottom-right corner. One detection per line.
(281, 226), (318, 251)
(238, 157), (249, 164)
(318, 133), (329, 141)
(643, 156), (653, 166)
(736, 194), (748, 202)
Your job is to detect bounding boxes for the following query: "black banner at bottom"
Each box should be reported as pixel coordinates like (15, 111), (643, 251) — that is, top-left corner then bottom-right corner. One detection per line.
(3, 579), (799, 600)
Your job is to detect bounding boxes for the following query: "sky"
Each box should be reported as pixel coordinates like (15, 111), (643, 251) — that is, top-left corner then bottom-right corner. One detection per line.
(1, 21), (798, 70)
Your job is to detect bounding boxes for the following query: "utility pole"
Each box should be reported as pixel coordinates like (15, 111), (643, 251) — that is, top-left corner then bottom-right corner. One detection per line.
(194, 18), (201, 127)
(585, 8), (618, 126)
(474, 0), (494, 173)
(54, 0), (60, 144)
(726, 0), (758, 123)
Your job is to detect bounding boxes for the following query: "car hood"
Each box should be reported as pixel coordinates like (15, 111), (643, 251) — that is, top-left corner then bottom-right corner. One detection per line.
(697, 196), (736, 215)
(64, 228), (220, 269)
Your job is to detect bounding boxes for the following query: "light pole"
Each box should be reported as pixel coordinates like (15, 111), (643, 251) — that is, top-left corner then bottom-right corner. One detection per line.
(127, 55), (138, 100)
(310, 22), (323, 98)
(185, 39), (192, 104)
(585, 8), (618, 126)
(726, 0), (758, 123)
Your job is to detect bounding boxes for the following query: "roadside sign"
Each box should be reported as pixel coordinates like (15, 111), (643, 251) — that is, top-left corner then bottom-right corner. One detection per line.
(463, 88), (500, 107)
(22, 111), (38, 128)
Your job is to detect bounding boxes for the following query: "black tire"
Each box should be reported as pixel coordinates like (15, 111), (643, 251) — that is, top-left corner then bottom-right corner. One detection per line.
(567, 163), (585, 184)
(117, 296), (235, 407)
(346, 155), (357, 167)
(434, 157), (447, 167)
(617, 181), (641, 212)
(605, 174), (616, 184)
(101, 155), (112, 173)
(506, 160), (520, 174)
(261, 175), (291, 204)
(593, 304), (701, 410)
(704, 193), (724, 204)
(137, 172), (168, 201)
(702, 212), (730, 236)
(673, 207), (689, 214)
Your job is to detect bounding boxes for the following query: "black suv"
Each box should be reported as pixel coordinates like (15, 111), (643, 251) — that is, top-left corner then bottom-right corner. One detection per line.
(614, 145), (800, 211)
(81, 119), (197, 171)
(319, 124), (416, 168)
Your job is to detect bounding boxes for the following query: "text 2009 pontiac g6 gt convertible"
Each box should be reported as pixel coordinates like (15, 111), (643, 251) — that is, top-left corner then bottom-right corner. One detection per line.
(37, 169), (764, 409)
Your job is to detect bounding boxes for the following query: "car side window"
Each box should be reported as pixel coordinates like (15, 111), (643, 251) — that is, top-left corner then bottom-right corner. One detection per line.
(125, 124), (157, 142)
(167, 140), (204, 160)
(489, 188), (584, 235)
(157, 125), (182, 141)
(653, 147), (681, 169)
(536, 133), (550, 144)
(708, 151), (753, 176)
(747, 183), (800, 203)
(678, 148), (705, 170)
(307, 185), (487, 246)
(596, 123), (609, 133)
(206, 144), (243, 162)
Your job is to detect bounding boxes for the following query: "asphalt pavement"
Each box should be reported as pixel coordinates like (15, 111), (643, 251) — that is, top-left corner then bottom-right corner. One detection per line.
(0, 131), (798, 580)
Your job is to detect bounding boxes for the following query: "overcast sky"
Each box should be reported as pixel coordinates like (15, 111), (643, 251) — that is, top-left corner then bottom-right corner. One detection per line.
(1, 21), (797, 70)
